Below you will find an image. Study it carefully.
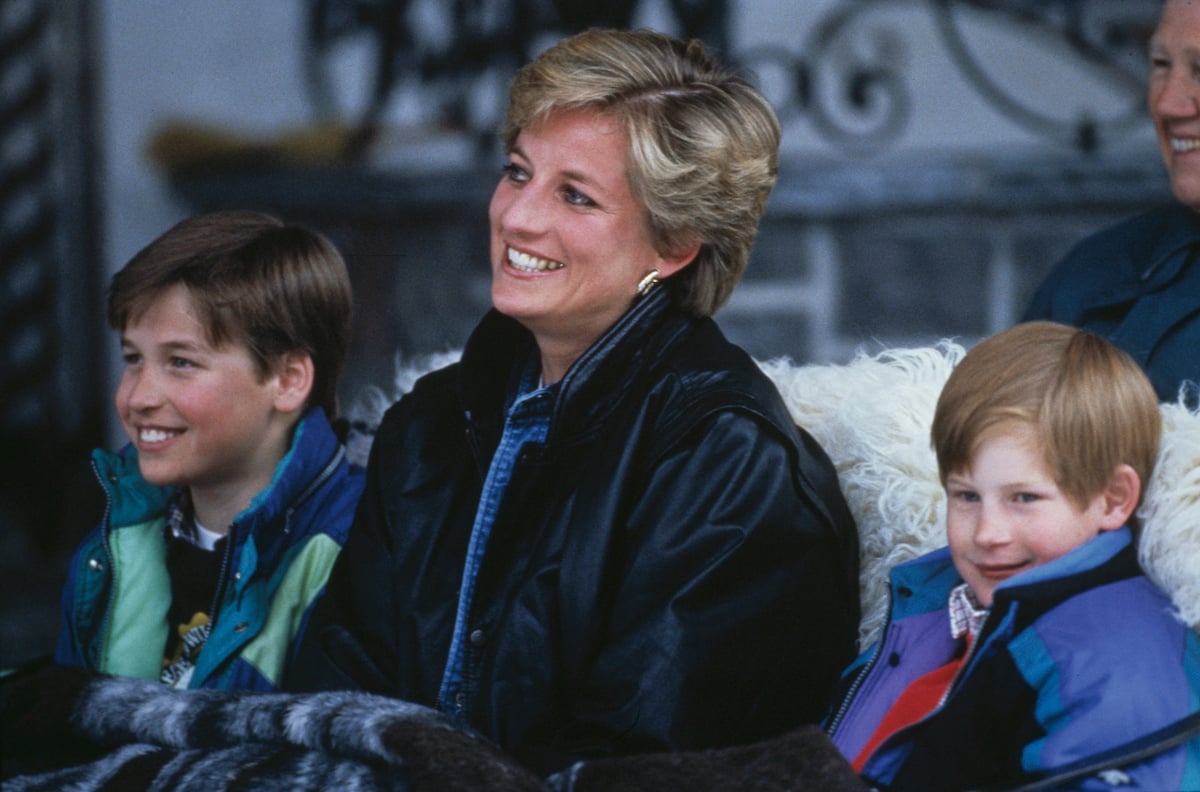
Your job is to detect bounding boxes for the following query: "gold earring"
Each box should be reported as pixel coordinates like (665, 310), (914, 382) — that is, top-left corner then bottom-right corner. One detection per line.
(636, 269), (660, 296)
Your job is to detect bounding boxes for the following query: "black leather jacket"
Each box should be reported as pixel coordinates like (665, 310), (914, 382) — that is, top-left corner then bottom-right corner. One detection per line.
(290, 289), (860, 775)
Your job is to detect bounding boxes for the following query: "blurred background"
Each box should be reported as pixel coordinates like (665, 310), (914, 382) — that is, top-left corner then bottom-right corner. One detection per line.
(0, 0), (1169, 666)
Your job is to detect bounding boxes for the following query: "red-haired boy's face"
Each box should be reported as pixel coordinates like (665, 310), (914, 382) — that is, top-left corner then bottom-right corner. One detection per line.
(944, 431), (1117, 607)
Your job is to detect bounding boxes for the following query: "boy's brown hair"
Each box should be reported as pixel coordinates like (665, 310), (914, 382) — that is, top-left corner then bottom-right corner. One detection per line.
(109, 210), (353, 418)
(932, 321), (1161, 515)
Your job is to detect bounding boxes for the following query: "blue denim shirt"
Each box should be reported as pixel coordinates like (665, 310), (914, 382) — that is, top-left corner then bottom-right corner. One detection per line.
(438, 362), (556, 718)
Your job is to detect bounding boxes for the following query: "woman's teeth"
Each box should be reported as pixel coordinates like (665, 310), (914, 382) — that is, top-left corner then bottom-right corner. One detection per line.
(508, 248), (564, 272)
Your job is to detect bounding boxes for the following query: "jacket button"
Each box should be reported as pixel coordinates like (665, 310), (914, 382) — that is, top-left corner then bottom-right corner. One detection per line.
(897, 586), (913, 598)
(469, 629), (486, 647)
(88, 558), (104, 572)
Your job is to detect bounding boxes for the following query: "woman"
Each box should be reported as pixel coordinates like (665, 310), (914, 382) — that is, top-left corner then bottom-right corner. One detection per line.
(291, 28), (860, 775)
(1024, 0), (1200, 404)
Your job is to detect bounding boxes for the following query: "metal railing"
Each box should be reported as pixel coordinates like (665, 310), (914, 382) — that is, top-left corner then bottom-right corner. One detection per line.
(303, 0), (1160, 156)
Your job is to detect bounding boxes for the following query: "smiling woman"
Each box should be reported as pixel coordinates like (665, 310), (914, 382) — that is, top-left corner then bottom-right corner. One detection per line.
(488, 109), (693, 383)
(289, 28), (861, 776)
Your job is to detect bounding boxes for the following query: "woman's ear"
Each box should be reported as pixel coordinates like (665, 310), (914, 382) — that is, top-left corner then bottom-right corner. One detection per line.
(655, 235), (702, 279)
(1097, 463), (1142, 531)
(272, 351), (315, 414)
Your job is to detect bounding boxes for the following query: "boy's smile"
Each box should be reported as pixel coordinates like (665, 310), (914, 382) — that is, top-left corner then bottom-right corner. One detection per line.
(944, 429), (1121, 607)
(115, 283), (294, 532)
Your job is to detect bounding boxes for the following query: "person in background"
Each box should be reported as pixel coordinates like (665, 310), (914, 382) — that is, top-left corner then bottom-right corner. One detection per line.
(54, 210), (364, 691)
(825, 321), (1200, 791)
(1024, 0), (1200, 404)
(290, 27), (860, 775)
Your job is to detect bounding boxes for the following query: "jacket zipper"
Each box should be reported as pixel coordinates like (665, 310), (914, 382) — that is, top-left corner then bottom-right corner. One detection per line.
(209, 523), (236, 626)
(860, 606), (1001, 766)
(89, 458), (119, 670)
(463, 411), (488, 478)
(196, 443), (346, 684)
(826, 596), (895, 737)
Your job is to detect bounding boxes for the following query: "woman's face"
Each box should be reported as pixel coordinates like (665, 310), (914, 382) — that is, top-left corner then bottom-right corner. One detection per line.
(488, 108), (692, 369)
(1149, 0), (1200, 210)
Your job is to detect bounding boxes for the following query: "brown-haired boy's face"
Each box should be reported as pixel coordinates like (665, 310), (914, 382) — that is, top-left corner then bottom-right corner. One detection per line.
(114, 283), (291, 530)
(944, 431), (1117, 607)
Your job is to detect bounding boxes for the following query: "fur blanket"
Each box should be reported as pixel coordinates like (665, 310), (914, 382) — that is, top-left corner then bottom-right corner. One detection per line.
(0, 663), (861, 792)
(0, 662), (547, 792)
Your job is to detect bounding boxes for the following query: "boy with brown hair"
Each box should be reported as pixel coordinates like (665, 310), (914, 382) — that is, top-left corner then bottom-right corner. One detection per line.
(825, 321), (1200, 791)
(53, 210), (364, 690)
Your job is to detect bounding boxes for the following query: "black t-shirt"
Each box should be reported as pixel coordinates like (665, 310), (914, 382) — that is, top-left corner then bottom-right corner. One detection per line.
(160, 496), (227, 687)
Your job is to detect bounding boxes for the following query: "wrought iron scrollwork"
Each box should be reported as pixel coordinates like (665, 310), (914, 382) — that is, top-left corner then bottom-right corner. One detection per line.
(304, 0), (1161, 159)
(928, 0), (1155, 152)
(304, 0), (727, 156)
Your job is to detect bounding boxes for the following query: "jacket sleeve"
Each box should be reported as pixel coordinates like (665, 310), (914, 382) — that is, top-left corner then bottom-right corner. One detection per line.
(551, 408), (860, 763)
(284, 424), (404, 695)
(1003, 592), (1200, 791)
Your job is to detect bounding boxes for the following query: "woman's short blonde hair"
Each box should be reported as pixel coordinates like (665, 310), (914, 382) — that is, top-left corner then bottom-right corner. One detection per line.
(503, 28), (781, 317)
(932, 321), (1161, 516)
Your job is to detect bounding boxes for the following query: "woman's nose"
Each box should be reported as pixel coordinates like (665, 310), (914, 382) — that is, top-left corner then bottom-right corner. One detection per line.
(495, 183), (549, 236)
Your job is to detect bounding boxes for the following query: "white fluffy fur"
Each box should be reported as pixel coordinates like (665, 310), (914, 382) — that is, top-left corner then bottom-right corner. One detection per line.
(364, 344), (1200, 650)
(760, 345), (962, 648)
(1138, 400), (1200, 630)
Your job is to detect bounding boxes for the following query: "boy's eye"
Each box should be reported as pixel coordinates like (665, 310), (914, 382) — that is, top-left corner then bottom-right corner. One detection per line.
(950, 489), (979, 503)
(169, 356), (197, 370)
(121, 352), (142, 366)
(1014, 492), (1040, 504)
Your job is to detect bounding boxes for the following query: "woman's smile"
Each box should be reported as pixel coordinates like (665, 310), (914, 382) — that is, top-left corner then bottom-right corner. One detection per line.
(506, 246), (564, 273)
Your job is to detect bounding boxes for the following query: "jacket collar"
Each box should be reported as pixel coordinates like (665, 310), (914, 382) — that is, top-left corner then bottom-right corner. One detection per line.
(1142, 202), (1200, 288)
(97, 407), (344, 552)
(891, 527), (1141, 631)
(457, 288), (690, 443)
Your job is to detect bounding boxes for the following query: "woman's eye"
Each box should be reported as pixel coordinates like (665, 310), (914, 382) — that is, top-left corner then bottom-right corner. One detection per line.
(121, 352), (142, 366)
(1014, 492), (1039, 504)
(502, 162), (529, 183)
(169, 356), (196, 370)
(563, 186), (596, 207)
